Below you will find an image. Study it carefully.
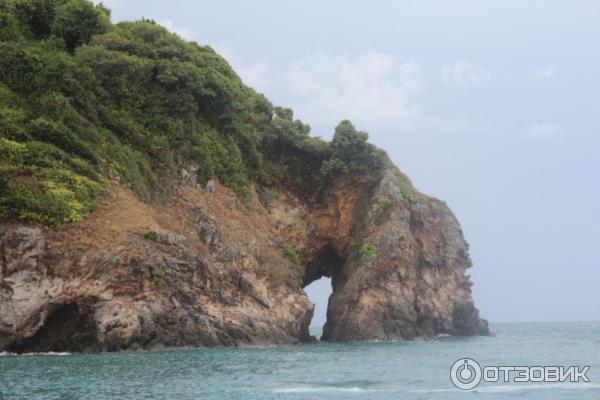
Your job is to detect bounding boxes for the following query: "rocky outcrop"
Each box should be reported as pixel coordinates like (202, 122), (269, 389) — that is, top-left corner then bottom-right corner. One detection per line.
(0, 161), (487, 353)
(319, 165), (489, 340)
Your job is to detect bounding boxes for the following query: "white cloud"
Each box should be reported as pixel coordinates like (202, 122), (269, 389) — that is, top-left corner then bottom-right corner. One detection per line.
(92, 0), (121, 13)
(530, 67), (556, 80)
(442, 61), (489, 87)
(237, 62), (272, 92)
(525, 123), (561, 138)
(283, 52), (425, 132)
(213, 44), (272, 92)
(158, 19), (196, 41)
(213, 50), (426, 134)
(214, 48), (486, 137)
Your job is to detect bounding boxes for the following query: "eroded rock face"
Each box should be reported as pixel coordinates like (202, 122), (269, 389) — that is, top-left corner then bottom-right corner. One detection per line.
(0, 161), (487, 353)
(320, 166), (489, 340)
(269, 161), (489, 342)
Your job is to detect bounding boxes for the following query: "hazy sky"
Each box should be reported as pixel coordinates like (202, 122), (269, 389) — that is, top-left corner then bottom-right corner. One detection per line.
(98, 0), (600, 325)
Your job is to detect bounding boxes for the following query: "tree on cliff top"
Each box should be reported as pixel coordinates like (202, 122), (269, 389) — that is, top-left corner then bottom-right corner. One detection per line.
(321, 120), (383, 178)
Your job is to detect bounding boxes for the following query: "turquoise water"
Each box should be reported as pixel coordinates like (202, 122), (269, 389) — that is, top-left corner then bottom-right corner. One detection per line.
(1, 322), (599, 399)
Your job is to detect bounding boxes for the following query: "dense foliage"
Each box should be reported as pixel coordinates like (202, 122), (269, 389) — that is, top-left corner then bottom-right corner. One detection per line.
(0, 0), (385, 225)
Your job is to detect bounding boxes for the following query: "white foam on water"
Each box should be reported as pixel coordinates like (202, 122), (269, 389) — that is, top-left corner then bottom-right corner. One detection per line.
(273, 386), (365, 393)
(412, 388), (455, 393)
(0, 351), (71, 357)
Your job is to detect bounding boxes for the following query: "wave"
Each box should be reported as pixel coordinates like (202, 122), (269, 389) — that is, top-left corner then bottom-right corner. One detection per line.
(273, 386), (366, 393)
(0, 351), (71, 357)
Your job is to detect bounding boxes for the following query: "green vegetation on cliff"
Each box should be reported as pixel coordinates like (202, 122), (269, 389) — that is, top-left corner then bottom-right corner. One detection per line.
(282, 242), (300, 265)
(358, 242), (378, 263)
(0, 0), (385, 225)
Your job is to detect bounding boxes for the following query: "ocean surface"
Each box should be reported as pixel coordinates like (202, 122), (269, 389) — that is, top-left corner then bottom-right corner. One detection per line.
(1, 322), (599, 400)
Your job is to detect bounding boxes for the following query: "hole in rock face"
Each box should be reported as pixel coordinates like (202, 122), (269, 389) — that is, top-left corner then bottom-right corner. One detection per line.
(303, 246), (345, 287)
(8, 302), (98, 353)
(304, 277), (332, 337)
(302, 246), (345, 339)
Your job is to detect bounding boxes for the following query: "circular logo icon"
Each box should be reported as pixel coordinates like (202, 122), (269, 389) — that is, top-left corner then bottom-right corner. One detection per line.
(450, 358), (482, 390)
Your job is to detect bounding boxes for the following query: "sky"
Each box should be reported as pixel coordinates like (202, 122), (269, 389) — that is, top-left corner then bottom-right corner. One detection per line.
(97, 0), (600, 325)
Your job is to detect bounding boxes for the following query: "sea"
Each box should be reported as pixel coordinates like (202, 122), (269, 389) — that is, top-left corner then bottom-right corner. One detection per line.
(1, 321), (599, 400)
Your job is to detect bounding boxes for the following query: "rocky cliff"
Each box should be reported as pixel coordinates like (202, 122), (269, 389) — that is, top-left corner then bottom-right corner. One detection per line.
(0, 160), (488, 353)
(0, 0), (488, 352)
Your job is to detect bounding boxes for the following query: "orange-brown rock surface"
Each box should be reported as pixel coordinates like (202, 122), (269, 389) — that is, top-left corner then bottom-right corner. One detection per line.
(0, 161), (488, 352)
